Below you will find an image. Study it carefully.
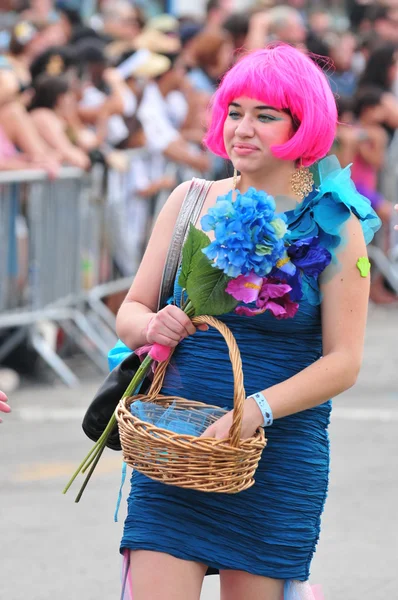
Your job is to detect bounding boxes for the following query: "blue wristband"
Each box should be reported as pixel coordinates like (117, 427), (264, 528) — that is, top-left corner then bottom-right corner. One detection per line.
(250, 392), (273, 427)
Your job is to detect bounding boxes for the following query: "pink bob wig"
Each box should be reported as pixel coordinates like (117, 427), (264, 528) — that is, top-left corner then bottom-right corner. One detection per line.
(204, 43), (338, 167)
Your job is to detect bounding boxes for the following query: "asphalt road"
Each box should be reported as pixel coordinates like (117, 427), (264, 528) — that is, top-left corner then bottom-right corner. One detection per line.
(1, 303), (397, 600)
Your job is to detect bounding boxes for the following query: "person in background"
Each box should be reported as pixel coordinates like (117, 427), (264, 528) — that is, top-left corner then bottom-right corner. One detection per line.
(0, 389), (11, 423)
(178, 21), (203, 72)
(188, 29), (233, 96)
(99, 1), (145, 43)
(5, 20), (40, 88)
(0, 93), (60, 175)
(326, 31), (358, 98)
(28, 74), (91, 169)
(350, 31), (380, 78)
(307, 6), (333, 38)
(205, 0), (234, 32)
(222, 12), (249, 59)
(245, 6), (306, 51)
(266, 6), (307, 48)
(76, 40), (136, 151)
(137, 52), (210, 174)
(351, 87), (397, 304)
(334, 91), (396, 304)
(358, 43), (398, 142)
(0, 67), (22, 107)
(0, 118), (54, 171)
(29, 44), (77, 83)
(359, 4), (398, 45)
(351, 87), (391, 224)
(108, 52), (177, 279)
(20, 0), (59, 27)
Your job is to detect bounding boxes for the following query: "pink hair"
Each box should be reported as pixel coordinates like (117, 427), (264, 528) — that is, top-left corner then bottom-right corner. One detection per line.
(204, 43), (337, 167)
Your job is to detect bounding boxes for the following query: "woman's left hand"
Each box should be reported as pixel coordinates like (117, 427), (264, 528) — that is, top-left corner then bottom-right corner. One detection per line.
(200, 397), (264, 440)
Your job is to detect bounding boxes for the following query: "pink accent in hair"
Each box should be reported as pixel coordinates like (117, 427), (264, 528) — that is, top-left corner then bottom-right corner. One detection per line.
(204, 43), (337, 167)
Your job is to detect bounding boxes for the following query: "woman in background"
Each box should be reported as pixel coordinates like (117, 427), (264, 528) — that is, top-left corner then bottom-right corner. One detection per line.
(29, 74), (91, 169)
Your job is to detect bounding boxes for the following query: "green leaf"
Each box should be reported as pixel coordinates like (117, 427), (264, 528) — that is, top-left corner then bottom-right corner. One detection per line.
(178, 224), (211, 289)
(186, 252), (238, 316)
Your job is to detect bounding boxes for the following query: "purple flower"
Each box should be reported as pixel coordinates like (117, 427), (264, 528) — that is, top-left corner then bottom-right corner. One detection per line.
(270, 236), (332, 302)
(226, 273), (263, 303)
(235, 277), (299, 319)
(287, 237), (332, 278)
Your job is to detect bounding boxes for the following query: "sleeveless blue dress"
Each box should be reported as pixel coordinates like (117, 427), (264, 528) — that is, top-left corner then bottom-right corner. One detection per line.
(118, 157), (380, 583)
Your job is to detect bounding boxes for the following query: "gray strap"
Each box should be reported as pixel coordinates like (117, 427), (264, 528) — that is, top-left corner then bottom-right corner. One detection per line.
(157, 178), (213, 310)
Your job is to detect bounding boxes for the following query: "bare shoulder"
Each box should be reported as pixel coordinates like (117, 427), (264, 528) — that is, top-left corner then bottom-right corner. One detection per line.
(209, 176), (234, 193)
(205, 176), (234, 202)
(156, 179), (192, 223)
(157, 177), (233, 222)
(30, 108), (62, 129)
(344, 212), (367, 250)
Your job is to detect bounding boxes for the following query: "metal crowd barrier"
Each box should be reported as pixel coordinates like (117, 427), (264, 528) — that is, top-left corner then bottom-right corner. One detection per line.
(0, 153), (194, 386)
(0, 167), (115, 386)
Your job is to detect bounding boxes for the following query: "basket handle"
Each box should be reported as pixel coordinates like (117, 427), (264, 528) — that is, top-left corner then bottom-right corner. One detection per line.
(146, 315), (246, 448)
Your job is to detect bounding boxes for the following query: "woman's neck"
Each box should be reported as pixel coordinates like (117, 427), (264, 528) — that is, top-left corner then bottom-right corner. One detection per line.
(237, 161), (300, 201)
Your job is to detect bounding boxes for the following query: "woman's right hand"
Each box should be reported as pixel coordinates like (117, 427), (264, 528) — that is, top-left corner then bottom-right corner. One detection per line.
(145, 305), (207, 348)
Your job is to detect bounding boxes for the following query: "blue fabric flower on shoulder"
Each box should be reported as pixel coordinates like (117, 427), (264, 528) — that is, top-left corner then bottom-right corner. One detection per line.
(282, 155), (381, 305)
(285, 155), (381, 263)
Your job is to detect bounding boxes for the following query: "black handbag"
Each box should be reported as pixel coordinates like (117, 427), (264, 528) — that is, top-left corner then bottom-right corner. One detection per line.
(81, 178), (213, 450)
(82, 352), (151, 450)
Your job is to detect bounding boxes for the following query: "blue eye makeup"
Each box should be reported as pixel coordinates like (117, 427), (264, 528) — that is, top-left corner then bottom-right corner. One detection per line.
(258, 114), (283, 122)
(228, 109), (285, 123)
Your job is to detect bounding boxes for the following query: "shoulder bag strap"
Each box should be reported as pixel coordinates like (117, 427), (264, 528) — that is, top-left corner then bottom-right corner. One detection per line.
(157, 178), (213, 310)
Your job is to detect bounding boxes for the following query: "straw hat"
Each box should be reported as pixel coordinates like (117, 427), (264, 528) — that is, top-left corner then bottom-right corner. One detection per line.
(132, 52), (171, 78)
(146, 14), (179, 34)
(133, 28), (180, 54)
(105, 39), (135, 59)
(117, 49), (171, 79)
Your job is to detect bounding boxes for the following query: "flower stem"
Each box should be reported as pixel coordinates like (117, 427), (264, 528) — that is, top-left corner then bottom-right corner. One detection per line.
(63, 354), (153, 500)
(62, 437), (102, 494)
(81, 413), (117, 474)
(74, 442), (107, 503)
(184, 301), (195, 318)
(123, 354), (153, 397)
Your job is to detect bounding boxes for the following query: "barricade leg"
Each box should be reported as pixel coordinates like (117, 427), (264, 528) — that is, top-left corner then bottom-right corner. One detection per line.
(30, 324), (79, 387)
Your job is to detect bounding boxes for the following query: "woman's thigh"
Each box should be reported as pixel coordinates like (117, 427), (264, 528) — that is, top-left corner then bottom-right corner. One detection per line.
(220, 569), (284, 600)
(129, 550), (207, 600)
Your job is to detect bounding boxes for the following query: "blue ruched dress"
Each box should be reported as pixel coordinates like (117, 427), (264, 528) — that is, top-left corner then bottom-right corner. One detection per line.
(118, 157), (380, 584)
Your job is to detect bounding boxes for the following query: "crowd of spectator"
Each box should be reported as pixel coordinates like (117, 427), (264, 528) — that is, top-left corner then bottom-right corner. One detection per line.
(1, 0), (398, 392)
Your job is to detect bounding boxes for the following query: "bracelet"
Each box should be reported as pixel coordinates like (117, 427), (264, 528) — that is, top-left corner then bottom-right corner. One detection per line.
(250, 392), (273, 427)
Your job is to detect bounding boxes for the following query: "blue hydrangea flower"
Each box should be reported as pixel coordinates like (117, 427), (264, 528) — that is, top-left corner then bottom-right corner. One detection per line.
(201, 188), (288, 278)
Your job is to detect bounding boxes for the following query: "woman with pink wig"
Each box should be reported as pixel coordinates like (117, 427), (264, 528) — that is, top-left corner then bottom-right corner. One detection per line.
(116, 43), (380, 600)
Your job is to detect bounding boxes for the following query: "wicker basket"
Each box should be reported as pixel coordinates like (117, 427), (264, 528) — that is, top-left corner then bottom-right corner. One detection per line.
(116, 315), (266, 493)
